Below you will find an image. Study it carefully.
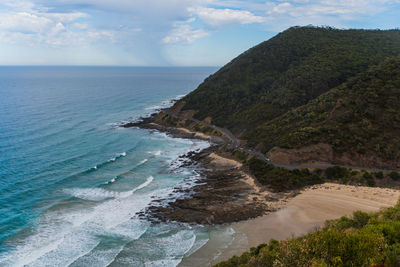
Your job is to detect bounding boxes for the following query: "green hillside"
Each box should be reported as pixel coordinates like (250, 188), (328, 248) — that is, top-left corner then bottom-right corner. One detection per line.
(246, 56), (400, 164)
(178, 27), (400, 131)
(215, 200), (400, 267)
(170, 26), (400, 168)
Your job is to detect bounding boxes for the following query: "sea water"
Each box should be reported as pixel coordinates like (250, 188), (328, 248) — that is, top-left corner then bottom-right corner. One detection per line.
(0, 66), (227, 266)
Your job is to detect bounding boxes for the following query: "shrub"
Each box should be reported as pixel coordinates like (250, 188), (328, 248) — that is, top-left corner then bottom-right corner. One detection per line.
(374, 171), (384, 179)
(325, 166), (349, 180)
(215, 201), (400, 267)
(363, 172), (376, 187)
(234, 150), (248, 163)
(352, 211), (371, 228)
(389, 171), (400, 181)
(247, 157), (324, 191)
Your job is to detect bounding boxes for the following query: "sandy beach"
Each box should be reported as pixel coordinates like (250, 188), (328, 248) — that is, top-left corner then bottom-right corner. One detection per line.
(126, 119), (400, 266)
(180, 183), (400, 266)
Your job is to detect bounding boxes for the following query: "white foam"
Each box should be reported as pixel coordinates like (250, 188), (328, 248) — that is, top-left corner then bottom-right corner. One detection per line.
(28, 230), (100, 267)
(144, 259), (182, 267)
(119, 176), (154, 198)
(138, 159), (148, 165)
(65, 188), (116, 201)
(108, 152), (126, 163)
(136, 176), (154, 191)
(1, 181), (161, 267)
(71, 245), (126, 267)
(0, 120), (216, 267)
(66, 176), (154, 201)
(184, 237), (209, 257)
(4, 235), (65, 267)
(144, 94), (185, 113)
(69, 220), (149, 267)
(151, 150), (162, 156)
(143, 230), (196, 267)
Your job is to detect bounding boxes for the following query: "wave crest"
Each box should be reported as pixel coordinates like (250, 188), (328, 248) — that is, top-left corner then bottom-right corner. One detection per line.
(65, 176), (154, 201)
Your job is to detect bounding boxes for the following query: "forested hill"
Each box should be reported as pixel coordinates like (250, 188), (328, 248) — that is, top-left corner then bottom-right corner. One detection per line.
(177, 27), (400, 130)
(248, 56), (400, 168)
(169, 26), (400, 169)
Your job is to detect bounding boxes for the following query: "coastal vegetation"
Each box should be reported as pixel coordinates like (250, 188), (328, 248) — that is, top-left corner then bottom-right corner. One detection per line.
(247, 157), (323, 191)
(171, 26), (400, 169)
(215, 200), (400, 267)
(235, 155), (400, 192)
(246, 56), (400, 162)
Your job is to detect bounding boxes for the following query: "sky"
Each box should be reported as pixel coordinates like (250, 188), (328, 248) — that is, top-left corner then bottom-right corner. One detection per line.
(0, 0), (399, 66)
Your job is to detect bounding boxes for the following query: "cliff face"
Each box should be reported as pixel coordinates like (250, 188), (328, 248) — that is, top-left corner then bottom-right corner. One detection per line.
(169, 27), (400, 169)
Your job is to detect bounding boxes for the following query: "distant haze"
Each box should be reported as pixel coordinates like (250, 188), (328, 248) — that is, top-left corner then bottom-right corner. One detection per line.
(0, 0), (399, 66)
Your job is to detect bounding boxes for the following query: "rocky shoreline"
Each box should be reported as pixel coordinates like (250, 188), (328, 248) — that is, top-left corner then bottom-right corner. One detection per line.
(144, 147), (267, 224)
(123, 116), (289, 225)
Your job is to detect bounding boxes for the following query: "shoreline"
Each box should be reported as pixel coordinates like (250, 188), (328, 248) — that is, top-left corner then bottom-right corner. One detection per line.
(142, 145), (280, 225)
(122, 115), (400, 266)
(181, 183), (400, 266)
(127, 117), (291, 225)
(124, 116), (400, 226)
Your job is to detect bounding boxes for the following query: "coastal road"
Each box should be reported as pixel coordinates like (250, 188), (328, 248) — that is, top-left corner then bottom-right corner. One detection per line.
(164, 108), (394, 172)
(165, 108), (269, 163)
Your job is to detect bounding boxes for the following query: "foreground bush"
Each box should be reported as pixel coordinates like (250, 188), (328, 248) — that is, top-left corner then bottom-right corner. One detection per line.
(215, 201), (400, 267)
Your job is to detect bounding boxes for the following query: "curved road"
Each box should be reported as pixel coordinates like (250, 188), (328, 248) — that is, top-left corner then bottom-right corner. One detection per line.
(165, 109), (270, 163)
(164, 109), (395, 172)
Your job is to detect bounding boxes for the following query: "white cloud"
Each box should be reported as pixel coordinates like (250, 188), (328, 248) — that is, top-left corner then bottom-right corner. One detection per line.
(191, 7), (266, 27)
(0, 12), (52, 33)
(0, 1), (115, 47)
(267, 0), (399, 17)
(161, 5), (267, 44)
(0, 11), (89, 34)
(269, 3), (293, 14)
(162, 24), (208, 44)
(0, 0), (36, 11)
(262, 0), (400, 30)
(72, 23), (89, 29)
(0, 0), (399, 65)
(43, 12), (89, 23)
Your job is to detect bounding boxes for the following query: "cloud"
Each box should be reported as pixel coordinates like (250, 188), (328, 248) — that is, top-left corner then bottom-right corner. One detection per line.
(191, 7), (266, 27)
(262, 0), (400, 30)
(0, 11), (88, 33)
(0, 12), (52, 33)
(0, 1), (117, 47)
(267, 0), (399, 17)
(43, 12), (89, 23)
(0, 0), (36, 11)
(162, 24), (208, 44)
(0, 0), (399, 65)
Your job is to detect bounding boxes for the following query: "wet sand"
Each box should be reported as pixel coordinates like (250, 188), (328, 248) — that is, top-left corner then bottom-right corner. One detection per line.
(180, 183), (400, 266)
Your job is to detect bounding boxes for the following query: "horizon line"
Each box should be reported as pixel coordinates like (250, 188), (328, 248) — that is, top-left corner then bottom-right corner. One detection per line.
(0, 65), (221, 68)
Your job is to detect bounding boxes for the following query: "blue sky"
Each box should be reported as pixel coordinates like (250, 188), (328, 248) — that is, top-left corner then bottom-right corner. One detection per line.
(0, 0), (399, 66)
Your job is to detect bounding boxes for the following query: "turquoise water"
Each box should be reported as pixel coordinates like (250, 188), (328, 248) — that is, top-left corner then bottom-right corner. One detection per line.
(0, 67), (219, 266)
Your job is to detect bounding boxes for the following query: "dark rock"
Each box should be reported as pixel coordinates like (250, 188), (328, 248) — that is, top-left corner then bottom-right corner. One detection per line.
(127, 111), (267, 225)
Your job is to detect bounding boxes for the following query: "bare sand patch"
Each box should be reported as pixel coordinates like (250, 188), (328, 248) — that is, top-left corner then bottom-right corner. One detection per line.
(181, 183), (400, 266)
(208, 153), (242, 168)
(177, 127), (212, 140)
(240, 183), (400, 247)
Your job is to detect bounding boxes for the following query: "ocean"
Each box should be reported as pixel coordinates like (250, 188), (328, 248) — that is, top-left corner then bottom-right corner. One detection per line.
(0, 66), (238, 266)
